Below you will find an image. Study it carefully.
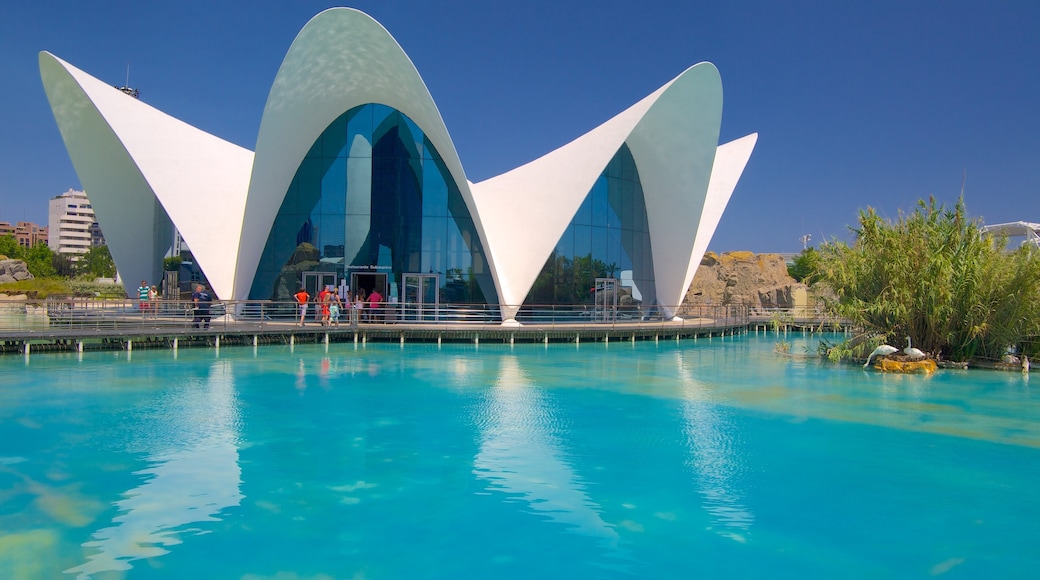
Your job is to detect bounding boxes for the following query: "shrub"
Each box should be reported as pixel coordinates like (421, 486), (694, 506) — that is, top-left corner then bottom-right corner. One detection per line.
(815, 197), (1040, 361)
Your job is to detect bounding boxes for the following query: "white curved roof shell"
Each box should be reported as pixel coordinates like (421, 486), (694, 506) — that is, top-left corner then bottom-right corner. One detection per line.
(235, 8), (484, 303)
(40, 7), (756, 319)
(40, 53), (253, 299)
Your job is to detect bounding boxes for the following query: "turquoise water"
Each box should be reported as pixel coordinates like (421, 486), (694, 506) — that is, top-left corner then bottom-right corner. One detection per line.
(1, 334), (1039, 578)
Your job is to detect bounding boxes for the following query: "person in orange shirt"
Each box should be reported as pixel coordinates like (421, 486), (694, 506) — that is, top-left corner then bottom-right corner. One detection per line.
(294, 287), (309, 326)
(318, 285), (331, 326)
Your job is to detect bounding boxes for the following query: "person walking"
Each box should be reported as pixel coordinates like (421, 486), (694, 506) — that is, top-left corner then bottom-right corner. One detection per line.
(318, 285), (331, 326)
(191, 284), (212, 329)
(148, 285), (159, 317)
(294, 287), (309, 326)
(328, 289), (342, 327)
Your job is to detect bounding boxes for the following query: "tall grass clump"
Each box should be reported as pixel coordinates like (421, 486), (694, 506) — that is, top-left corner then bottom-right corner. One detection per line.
(814, 197), (1040, 361)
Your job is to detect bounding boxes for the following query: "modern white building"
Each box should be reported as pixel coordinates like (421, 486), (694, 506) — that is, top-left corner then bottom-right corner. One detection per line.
(981, 221), (1040, 248)
(47, 188), (105, 258)
(39, 8), (756, 323)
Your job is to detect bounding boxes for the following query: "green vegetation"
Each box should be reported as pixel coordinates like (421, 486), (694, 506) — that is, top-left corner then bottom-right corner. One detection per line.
(0, 234), (55, 277)
(787, 247), (819, 283)
(0, 277), (126, 299)
(81, 245), (116, 278)
(0, 278), (75, 298)
(768, 309), (794, 333)
(814, 197), (1040, 362)
(163, 255), (183, 272)
(0, 234), (124, 298)
(528, 251), (618, 305)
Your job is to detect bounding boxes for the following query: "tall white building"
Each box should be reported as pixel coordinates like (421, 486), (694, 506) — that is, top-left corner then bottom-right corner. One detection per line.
(48, 188), (105, 258)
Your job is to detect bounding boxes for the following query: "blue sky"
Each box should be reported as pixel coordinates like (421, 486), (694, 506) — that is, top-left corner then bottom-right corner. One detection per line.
(1, 0), (1037, 253)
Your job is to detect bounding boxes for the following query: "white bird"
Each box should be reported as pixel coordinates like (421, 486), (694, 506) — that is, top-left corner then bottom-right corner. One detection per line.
(864, 344), (899, 368)
(904, 336), (926, 359)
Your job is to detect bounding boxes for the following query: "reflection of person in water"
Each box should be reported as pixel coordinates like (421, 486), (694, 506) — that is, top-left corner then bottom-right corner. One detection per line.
(295, 359), (306, 394)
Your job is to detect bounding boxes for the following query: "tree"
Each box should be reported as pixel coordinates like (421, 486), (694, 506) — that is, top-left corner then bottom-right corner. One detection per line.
(81, 245), (116, 278)
(163, 255), (183, 272)
(52, 253), (75, 277)
(0, 234), (23, 260)
(23, 243), (56, 278)
(815, 197), (1040, 361)
(787, 247), (819, 283)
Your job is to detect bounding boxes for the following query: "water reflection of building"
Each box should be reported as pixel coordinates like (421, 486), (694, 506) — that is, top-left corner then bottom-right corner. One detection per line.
(65, 360), (243, 578)
(674, 351), (755, 541)
(473, 356), (620, 549)
(40, 8), (757, 323)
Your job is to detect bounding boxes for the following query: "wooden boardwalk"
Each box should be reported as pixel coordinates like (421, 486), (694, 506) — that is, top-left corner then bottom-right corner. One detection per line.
(0, 299), (856, 355)
(0, 317), (761, 355)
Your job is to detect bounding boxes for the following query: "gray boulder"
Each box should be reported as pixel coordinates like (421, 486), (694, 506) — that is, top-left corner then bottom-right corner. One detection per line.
(0, 259), (33, 283)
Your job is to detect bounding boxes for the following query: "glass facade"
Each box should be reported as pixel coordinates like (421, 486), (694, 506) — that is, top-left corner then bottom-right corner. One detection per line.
(249, 104), (496, 306)
(523, 144), (655, 314)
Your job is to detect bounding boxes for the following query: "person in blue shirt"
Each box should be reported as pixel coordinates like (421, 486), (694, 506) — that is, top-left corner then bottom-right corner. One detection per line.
(192, 284), (212, 329)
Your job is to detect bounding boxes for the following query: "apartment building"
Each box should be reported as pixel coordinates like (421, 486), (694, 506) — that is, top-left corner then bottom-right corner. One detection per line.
(48, 189), (105, 258)
(0, 220), (49, 248)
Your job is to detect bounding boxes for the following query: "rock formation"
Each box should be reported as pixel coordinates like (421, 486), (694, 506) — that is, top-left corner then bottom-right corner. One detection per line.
(683, 251), (805, 309)
(0, 258), (34, 284)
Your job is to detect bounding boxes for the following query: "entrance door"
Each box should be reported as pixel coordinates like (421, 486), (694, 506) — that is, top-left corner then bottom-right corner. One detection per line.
(593, 277), (619, 322)
(303, 272), (337, 297)
(402, 273), (439, 321)
(302, 272), (337, 320)
(350, 272), (389, 320)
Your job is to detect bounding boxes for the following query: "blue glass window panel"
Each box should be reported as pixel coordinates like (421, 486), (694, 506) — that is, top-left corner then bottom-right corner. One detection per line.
(573, 186), (593, 226)
(620, 179), (636, 226)
(572, 224), (591, 258)
(620, 228), (635, 271)
(422, 136), (435, 160)
(421, 216), (446, 255)
(605, 198), (622, 230)
(554, 223), (574, 262)
(591, 225), (608, 261)
(295, 157), (322, 215)
(591, 181), (609, 227)
(606, 176), (623, 227)
(373, 109), (401, 154)
(399, 114), (423, 159)
(321, 157), (346, 215)
(370, 104), (394, 136)
(345, 157), (373, 215)
(346, 106), (374, 157)
(322, 116), (347, 158)
(621, 148), (635, 180)
(422, 159), (449, 217)
(444, 220), (465, 271)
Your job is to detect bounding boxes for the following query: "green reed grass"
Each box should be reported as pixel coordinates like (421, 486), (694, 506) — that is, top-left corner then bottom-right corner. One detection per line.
(815, 197), (1040, 361)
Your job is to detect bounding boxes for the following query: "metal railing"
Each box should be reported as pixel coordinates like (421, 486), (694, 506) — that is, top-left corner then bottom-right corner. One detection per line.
(0, 298), (757, 333)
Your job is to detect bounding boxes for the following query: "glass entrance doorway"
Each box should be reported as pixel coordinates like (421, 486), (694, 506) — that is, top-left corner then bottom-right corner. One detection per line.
(302, 272), (337, 323)
(593, 277), (619, 322)
(350, 271), (389, 321)
(302, 272), (337, 299)
(402, 273), (439, 321)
